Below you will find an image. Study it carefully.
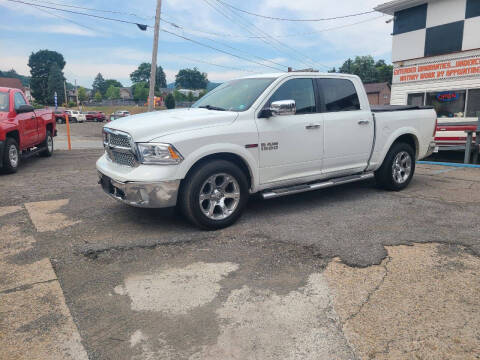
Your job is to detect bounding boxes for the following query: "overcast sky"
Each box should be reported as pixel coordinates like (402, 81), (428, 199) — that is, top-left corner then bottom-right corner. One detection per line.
(0, 0), (394, 87)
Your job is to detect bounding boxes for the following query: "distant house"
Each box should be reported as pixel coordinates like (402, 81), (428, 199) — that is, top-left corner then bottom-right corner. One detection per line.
(178, 89), (202, 97)
(23, 87), (34, 102)
(0, 77), (23, 91)
(364, 82), (391, 105)
(67, 89), (77, 104)
(120, 87), (133, 100)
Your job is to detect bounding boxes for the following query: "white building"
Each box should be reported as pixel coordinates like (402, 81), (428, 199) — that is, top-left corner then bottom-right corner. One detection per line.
(375, 0), (480, 125)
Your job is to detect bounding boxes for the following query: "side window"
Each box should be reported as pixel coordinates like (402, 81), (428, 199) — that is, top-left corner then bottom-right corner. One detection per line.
(269, 78), (316, 115)
(318, 78), (360, 112)
(14, 92), (27, 109)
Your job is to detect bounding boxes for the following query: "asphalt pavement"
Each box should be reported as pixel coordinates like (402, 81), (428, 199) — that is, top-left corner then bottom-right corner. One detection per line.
(1, 128), (479, 359)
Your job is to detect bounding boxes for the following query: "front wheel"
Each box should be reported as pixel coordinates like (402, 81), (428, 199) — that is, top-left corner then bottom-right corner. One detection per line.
(1, 138), (20, 174)
(179, 160), (249, 230)
(375, 142), (415, 191)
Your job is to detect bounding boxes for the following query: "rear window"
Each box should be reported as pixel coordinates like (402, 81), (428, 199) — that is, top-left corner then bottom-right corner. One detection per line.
(318, 78), (360, 112)
(0, 92), (9, 112)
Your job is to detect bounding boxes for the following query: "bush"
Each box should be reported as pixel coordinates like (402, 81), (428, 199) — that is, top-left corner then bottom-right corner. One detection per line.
(68, 101), (76, 107)
(165, 93), (175, 109)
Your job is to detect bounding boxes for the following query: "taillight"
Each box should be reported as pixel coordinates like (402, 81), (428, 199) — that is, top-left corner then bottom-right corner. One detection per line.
(433, 117), (438, 136)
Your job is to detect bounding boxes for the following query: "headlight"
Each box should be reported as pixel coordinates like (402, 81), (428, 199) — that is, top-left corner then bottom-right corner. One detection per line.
(136, 143), (183, 165)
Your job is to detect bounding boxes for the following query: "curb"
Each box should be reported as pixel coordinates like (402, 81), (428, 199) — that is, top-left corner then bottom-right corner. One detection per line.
(418, 161), (480, 169)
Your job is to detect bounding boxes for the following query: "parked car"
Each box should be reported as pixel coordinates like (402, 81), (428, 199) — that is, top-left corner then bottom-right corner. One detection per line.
(54, 110), (67, 124)
(109, 110), (130, 122)
(65, 110), (86, 123)
(97, 72), (437, 229)
(86, 111), (106, 122)
(0, 87), (56, 173)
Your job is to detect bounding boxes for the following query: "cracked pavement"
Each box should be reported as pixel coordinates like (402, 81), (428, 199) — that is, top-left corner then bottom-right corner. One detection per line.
(0, 137), (479, 359)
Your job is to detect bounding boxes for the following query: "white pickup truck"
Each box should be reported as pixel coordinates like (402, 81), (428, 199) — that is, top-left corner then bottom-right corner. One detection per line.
(97, 72), (437, 229)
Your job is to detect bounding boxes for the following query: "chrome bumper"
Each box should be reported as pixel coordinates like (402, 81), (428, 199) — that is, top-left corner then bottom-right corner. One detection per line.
(98, 172), (180, 208)
(425, 141), (437, 157)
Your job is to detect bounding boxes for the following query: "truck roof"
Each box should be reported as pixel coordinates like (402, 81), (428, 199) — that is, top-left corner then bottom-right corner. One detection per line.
(0, 87), (13, 92)
(238, 72), (360, 80)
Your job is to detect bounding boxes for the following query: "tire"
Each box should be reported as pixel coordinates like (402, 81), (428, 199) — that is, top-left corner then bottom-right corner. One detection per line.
(70, 117), (77, 123)
(39, 130), (54, 157)
(1, 138), (20, 174)
(375, 142), (415, 191)
(179, 160), (249, 230)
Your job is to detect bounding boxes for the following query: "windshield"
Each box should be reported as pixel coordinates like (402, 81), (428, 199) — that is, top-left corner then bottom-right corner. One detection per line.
(0, 92), (9, 112)
(192, 78), (276, 112)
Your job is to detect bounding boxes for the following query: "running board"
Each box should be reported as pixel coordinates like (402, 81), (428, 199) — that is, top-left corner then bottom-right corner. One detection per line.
(261, 173), (375, 200)
(21, 146), (47, 159)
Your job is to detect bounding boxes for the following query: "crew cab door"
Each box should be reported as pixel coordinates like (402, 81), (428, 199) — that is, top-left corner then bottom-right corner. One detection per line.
(317, 78), (374, 177)
(13, 92), (38, 148)
(255, 78), (324, 184)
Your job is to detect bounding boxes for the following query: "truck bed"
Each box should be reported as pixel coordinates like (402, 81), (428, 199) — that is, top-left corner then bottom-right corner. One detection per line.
(371, 105), (434, 112)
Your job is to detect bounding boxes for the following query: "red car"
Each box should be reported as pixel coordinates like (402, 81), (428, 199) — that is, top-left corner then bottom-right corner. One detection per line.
(54, 110), (67, 123)
(86, 111), (106, 122)
(0, 87), (56, 173)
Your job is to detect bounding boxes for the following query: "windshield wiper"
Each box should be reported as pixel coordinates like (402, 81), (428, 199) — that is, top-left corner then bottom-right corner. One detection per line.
(199, 105), (226, 111)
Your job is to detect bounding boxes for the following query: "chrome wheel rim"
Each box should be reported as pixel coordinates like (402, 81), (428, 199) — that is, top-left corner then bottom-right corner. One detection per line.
(47, 135), (53, 153)
(199, 173), (240, 220)
(9, 145), (18, 168)
(392, 151), (412, 184)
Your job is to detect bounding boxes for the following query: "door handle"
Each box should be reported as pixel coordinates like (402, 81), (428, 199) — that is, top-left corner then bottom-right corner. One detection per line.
(305, 124), (321, 130)
(358, 120), (370, 125)
(31, 115), (36, 119)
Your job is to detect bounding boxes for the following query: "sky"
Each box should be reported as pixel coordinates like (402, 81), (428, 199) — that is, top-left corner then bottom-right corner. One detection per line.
(0, 0), (394, 88)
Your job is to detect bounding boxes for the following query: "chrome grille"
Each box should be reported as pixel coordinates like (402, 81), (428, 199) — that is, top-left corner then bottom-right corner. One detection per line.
(108, 150), (136, 167)
(103, 128), (137, 167)
(109, 133), (131, 148)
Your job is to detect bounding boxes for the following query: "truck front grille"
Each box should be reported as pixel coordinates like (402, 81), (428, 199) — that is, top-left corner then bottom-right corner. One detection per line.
(108, 150), (137, 167)
(108, 133), (131, 148)
(103, 128), (137, 167)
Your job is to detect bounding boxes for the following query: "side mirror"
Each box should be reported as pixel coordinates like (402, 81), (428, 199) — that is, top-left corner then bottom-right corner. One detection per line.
(270, 100), (296, 116)
(16, 104), (34, 114)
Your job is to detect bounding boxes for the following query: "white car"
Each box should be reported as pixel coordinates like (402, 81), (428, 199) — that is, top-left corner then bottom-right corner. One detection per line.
(97, 72), (437, 229)
(65, 110), (86, 123)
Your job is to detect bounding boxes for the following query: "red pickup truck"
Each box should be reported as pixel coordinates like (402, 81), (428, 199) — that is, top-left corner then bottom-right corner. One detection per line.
(0, 87), (56, 173)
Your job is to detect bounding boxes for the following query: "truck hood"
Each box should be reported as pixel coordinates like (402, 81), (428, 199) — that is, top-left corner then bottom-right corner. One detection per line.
(104, 108), (238, 142)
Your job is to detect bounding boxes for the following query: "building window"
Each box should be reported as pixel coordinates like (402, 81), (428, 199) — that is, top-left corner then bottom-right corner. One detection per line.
(426, 90), (466, 118)
(393, 4), (427, 35)
(466, 89), (480, 118)
(407, 93), (425, 106)
(425, 21), (464, 57)
(466, 0), (480, 19)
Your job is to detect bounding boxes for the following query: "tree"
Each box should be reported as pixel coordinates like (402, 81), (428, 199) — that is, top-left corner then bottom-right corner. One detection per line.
(173, 89), (186, 101)
(175, 67), (208, 89)
(104, 79), (122, 91)
(77, 87), (88, 102)
(28, 50), (66, 104)
(132, 82), (149, 102)
(106, 85), (120, 100)
(187, 91), (195, 102)
(94, 91), (102, 102)
(46, 63), (65, 106)
(338, 56), (394, 84)
(130, 63), (167, 90)
(328, 67), (337, 73)
(165, 93), (175, 109)
(92, 73), (106, 96)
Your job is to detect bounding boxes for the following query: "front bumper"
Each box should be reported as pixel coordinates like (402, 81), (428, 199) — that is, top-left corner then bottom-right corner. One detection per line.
(98, 171), (180, 208)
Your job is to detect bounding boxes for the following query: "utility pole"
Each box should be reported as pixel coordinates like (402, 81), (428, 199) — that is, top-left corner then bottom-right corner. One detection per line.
(75, 79), (79, 110)
(64, 80), (67, 108)
(148, 0), (162, 112)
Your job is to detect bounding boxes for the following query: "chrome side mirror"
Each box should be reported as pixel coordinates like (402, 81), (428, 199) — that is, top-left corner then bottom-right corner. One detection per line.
(270, 100), (296, 116)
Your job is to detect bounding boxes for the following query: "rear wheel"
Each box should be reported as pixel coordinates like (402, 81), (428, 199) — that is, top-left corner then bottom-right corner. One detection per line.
(179, 160), (249, 230)
(375, 142), (415, 191)
(39, 130), (53, 157)
(1, 138), (20, 174)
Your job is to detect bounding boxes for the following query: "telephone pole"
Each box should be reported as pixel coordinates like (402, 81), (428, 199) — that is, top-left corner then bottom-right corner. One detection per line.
(148, 0), (162, 112)
(64, 80), (67, 107)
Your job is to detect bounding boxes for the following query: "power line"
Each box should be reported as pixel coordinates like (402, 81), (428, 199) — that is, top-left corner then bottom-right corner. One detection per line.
(215, 0), (376, 22)
(175, 55), (256, 73)
(5, 0), (150, 28)
(161, 28), (285, 72)
(30, 3), (98, 33)
(202, 0), (315, 69)
(27, 0), (154, 20)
